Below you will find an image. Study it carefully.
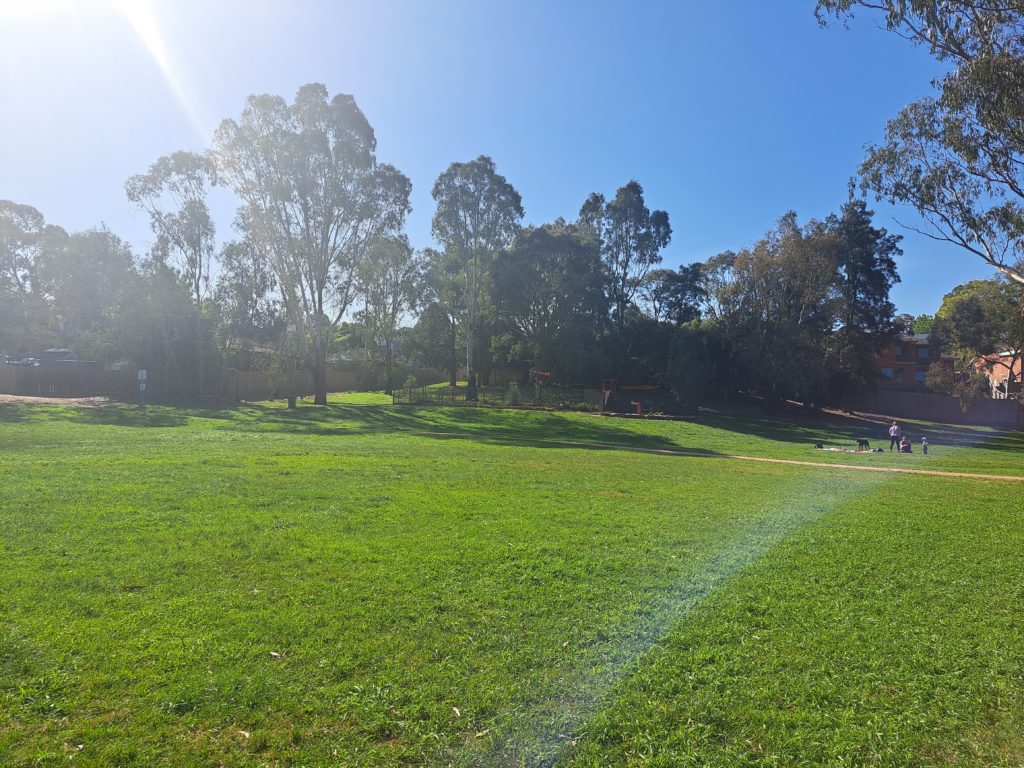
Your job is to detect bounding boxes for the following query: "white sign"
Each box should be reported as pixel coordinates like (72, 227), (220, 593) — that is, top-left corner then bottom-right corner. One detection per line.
(139, 382), (146, 392)
(137, 369), (147, 381)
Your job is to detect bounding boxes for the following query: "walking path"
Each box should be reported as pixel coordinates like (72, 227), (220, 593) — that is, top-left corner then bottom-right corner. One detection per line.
(413, 430), (1024, 482)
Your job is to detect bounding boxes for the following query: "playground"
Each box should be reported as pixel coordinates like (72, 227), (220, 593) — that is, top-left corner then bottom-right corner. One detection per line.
(2, 397), (1023, 767)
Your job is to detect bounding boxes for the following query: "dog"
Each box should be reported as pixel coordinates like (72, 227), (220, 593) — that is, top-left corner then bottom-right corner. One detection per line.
(856, 438), (870, 450)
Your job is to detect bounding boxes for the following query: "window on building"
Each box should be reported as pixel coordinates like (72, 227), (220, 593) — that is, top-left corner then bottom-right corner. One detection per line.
(894, 344), (902, 356)
(915, 371), (926, 383)
(917, 346), (929, 359)
(894, 369), (904, 383)
(880, 367), (894, 379)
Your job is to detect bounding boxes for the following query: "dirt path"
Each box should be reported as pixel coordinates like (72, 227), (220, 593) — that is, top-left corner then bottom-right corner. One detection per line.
(412, 431), (1024, 483)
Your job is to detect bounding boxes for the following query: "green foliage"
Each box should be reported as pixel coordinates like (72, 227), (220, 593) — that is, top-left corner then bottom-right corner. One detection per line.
(640, 265), (704, 325)
(212, 84), (412, 404)
(698, 203), (903, 407)
(824, 198), (903, 401)
(913, 313), (935, 334)
(491, 221), (607, 383)
(0, 200), (68, 353)
(431, 156), (523, 388)
(579, 180), (672, 328)
(665, 322), (716, 410)
(817, 0), (1024, 286)
(356, 236), (423, 394)
(212, 237), (283, 352)
(704, 212), (841, 406)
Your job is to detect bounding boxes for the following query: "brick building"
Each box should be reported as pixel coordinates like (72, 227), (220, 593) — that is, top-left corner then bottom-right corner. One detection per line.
(874, 333), (953, 390)
(978, 350), (1022, 400)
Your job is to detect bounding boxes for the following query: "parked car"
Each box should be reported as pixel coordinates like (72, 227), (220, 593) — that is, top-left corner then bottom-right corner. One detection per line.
(18, 358), (40, 367)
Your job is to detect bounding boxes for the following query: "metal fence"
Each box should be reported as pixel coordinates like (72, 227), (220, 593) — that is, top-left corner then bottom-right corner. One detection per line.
(392, 384), (604, 409)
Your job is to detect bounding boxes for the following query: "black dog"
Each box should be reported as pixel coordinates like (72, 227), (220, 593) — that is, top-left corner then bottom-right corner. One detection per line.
(856, 438), (870, 450)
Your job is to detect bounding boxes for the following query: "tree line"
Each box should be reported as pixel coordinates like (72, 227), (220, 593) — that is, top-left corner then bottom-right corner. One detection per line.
(4, 1), (1022, 406)
(0, 85), (905, 411)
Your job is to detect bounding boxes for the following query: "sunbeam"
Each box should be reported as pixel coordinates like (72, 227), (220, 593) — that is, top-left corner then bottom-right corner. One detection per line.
(112, 0), (207, 140)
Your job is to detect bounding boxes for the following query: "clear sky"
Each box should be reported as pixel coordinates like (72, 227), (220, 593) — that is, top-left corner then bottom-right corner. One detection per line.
(0, 0), (996, 316)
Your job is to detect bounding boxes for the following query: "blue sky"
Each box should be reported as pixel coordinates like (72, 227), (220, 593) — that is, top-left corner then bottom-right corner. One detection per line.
(0, 0), (995, 315)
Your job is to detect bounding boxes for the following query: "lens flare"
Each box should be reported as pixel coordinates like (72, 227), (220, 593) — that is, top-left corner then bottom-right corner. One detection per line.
(112, 0), (207, 140)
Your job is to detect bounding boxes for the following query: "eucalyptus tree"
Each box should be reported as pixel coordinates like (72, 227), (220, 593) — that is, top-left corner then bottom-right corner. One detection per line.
(431, 155), (523, 393)
(707, 212), (840, 406)
(44, 227), (135, 346)
(640, 265), (705, 326)
(356, 236), (423, 394)
(126, 151), (217, 394)
(817, 1), (1024, 286)
(211, 84), (411, 404)
(0, 200), (67, 351)
(579, 181), (672, 328)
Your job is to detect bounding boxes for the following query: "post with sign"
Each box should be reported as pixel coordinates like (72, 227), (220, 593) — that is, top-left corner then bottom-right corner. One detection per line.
(138, 369), (147, 409)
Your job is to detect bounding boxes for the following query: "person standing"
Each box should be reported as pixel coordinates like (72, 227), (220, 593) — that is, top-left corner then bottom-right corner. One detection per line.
(888, 421), (901, 451)
(921, 436), (928, 455)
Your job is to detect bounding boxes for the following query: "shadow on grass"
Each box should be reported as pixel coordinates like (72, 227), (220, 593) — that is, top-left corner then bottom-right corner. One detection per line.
(0, 399), (719, 457)
(700, 402), (1024, 452)
(4, 397), (1017, 457)
(222, 403), (724, 456)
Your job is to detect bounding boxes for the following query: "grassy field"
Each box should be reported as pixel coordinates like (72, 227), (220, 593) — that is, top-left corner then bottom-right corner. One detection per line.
(1, 397), (1022, 767)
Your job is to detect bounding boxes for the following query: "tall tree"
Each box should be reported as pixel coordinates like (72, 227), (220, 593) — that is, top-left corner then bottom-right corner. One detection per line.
(212, 84), (411, 404)
(414, 247), (466, 386)
(823, 198), (903, 399)
(817, 1), (1024, 286)
(706, 212), (840, 407)
(126, 151), (217, 395)
(0, 201), (67, 352)
(579, 181), (672, 328)
(431, 155), (523, 394)
(491, 221), (607, 382)
(356, 236), (423, 394)
(42, 227), (135, 347)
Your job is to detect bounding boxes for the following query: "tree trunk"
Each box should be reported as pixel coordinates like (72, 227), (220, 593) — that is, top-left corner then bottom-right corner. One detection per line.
(195, 302), (204, 400)
(384, 348), (393, 396)
(312, 364), (328, 406)
(448, 320), (457, 387)
(466, 322), (475, 399)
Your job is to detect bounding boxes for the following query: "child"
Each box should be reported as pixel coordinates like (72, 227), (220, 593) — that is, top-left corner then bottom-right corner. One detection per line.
(921, 436), (928, 455)
(899, 435), (912, 453)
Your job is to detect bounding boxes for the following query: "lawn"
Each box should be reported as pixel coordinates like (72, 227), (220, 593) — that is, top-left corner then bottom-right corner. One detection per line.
(1, 399), (1022, 767)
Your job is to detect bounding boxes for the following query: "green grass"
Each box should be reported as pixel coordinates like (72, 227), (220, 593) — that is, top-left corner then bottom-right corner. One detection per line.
(1, 400), (1022, 766)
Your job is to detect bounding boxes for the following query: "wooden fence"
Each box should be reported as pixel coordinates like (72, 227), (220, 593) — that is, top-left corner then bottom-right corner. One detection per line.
(220, 369), (361, 401)
(0, 367), (138, 398)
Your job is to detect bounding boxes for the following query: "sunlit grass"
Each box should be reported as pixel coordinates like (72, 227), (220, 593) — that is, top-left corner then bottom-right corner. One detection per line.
(1, 401), (1021, 766)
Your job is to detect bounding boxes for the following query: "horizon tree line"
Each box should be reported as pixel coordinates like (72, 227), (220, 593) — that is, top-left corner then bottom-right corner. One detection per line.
(3, 54), (1021, 406)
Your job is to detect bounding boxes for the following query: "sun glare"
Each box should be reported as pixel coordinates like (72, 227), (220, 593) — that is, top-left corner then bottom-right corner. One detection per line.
(112, 0), (207, 138)
(0, 0), (206, 138)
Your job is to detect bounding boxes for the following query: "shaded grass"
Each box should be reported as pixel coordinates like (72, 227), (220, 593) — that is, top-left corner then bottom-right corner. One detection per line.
(0, 400), (1022, 766)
